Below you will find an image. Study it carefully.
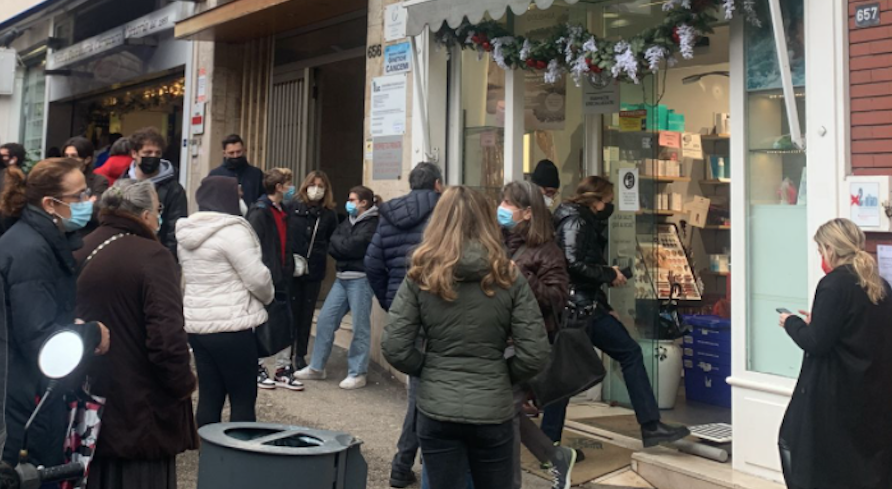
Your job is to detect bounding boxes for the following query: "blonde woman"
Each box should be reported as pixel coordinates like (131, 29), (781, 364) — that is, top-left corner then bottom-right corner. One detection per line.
(382, 186), (549, 489)
(778, 218), (892, 489)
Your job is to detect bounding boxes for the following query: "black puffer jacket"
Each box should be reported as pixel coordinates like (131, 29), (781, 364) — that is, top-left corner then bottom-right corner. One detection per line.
(288, 200), (338, 282)
(553, 203), (617, 316)
(365, 189), (439, 311)
(0, 206), (101, 466)
(247, 195), (294, 289)
(330, 207), (379, 275)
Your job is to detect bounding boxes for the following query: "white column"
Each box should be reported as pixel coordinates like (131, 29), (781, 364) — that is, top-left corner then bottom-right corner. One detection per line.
(503, 68), (524, 184)
(446, 46), (463, 185)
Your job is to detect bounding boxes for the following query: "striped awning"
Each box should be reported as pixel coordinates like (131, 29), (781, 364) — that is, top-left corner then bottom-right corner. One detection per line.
(403, 0), (580, 36)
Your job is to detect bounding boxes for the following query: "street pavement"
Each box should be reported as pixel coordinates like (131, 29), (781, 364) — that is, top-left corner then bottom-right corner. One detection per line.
(176, 344), (635, 489)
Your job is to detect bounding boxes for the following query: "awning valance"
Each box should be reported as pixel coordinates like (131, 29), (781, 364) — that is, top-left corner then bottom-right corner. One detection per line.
(403, 0), (580, 37)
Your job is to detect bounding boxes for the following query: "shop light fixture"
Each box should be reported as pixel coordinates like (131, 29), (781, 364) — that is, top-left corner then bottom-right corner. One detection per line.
(682, 71), (730, 85)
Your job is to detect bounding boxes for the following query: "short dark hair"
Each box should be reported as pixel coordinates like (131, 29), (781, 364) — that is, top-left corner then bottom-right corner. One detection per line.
(0, 143), (26, 164)
(130, 127), (167, 153)
(110, 137), (132, 156)
(222, 134), (244, 150)
(263, 168), (293, 195)
(63, 136), (95, 159)
(409, 162), (442, 190)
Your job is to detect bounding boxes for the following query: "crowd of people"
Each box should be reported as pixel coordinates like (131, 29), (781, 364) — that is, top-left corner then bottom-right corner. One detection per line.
(0, 126), (889, 489)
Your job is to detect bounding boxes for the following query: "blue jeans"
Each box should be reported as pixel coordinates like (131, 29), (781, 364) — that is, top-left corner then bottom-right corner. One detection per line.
(541, 313), (661, 443)
(309, 277), (374, 378)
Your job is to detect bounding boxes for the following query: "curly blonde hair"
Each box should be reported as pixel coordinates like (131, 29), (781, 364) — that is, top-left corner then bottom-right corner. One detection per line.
(408, 186), (516, 301)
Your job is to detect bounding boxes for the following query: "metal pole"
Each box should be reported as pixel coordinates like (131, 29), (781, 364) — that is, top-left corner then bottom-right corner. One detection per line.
(767, 0), (805, 150)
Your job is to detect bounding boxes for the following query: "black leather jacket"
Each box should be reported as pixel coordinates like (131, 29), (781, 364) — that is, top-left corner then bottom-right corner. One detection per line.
(553, 203), (617, 315)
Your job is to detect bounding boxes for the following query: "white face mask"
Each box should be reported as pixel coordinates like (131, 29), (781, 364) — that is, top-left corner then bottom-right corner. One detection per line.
(307, 186), (325, 202)
(543, 195), (555, 209)
(239, 199), (248, 216)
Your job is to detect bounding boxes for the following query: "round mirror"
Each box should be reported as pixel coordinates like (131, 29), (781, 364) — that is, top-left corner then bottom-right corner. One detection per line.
(38, 330), (85, 379)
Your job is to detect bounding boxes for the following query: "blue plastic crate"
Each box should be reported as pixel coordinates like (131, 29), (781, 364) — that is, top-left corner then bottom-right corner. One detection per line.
(683, 358), (732, 408)
(683, 346), (731, 366)
(683, 315), (732, 354)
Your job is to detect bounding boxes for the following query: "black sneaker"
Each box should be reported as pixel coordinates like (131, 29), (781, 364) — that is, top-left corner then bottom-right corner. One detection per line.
(389, 469), (417, 488)
(549, 446), (577, 489)
(257, 365), (276, 390)
(641, 422), (690, 448)
(274, 366), (305, 391)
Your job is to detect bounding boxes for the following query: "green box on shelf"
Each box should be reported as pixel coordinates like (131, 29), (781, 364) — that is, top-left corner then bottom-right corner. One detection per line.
(668, 111), (685, 132)
(620, 103), (669, 131)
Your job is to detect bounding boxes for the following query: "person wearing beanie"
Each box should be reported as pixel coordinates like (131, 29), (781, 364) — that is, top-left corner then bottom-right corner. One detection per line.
(176, 176), (274, 427)
(531, 159), (561, 209)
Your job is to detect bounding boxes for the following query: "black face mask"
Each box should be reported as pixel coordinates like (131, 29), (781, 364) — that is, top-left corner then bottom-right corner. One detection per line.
(594, 202), (615, 221)
(139, 157), (162, 175)
(225, 156), (248, 170)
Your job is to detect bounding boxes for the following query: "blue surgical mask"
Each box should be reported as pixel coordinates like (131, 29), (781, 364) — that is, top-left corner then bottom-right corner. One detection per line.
(54, 199), (93, 232)
(346, 202), (358, 217)
(156, 214), (163, 234)
(497, 206), (517, 229)
(284, 185), (296, 201)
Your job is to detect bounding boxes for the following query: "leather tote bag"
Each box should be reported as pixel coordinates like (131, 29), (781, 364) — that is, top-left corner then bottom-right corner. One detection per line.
(255, 289), (294, 358)
(528, 303), (607, 408)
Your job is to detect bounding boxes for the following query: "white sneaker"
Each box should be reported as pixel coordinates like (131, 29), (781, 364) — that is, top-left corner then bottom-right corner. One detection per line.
(339, 375), (367, 390)
(294, 366), (326, 381)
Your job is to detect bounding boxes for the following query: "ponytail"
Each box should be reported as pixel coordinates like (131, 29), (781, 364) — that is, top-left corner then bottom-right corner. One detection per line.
(0, 166), (27, 217)
(852, 249), (887, 305)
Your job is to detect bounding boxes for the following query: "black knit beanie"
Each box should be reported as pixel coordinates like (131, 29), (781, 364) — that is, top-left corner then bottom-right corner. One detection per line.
(531, 159), (560, 189)
(196, 176), (242, 216)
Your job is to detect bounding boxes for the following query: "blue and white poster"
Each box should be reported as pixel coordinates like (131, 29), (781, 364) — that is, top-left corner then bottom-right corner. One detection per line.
(850, 182), (881, 228)
(384, 43), (412, 75)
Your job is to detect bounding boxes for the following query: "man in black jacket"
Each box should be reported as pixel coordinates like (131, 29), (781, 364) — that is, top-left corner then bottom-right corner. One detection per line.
(127, 128), (188, 259)
(364, 162), (441, 488)
(209, 134), (265, 208)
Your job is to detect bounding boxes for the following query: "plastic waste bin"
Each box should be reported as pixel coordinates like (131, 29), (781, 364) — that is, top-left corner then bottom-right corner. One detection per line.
(197, 422), (367, 489)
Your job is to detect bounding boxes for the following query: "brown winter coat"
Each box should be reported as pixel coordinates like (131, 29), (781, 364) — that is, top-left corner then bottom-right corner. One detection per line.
(504, 230), (570, 333)
(74, 212), (198, 460)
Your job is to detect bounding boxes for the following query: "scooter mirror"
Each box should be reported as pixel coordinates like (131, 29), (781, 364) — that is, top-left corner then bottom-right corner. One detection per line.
(38, 330), (85, 379)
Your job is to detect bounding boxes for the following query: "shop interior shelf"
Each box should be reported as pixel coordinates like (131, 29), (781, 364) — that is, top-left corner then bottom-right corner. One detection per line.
(749, 148), (805, 155)
(641, 175), (691, 183)
(703, 225), (731, 230)
(637, 209), (685, 216)
(700, 179), (731, 185)
(702, 270), (731, 277)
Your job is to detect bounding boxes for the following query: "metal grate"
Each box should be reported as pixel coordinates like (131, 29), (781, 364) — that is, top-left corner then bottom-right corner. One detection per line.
(267, 77), (305, 176)
(689, 423), (733, 444)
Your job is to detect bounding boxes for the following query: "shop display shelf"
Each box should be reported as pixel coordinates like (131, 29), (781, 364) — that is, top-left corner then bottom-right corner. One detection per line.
(700, 179), (731, 185)
(637, 209), (685, 216)
(703, 225), (731, 230)
(641, 175), (691, 183)
(702, 270), (731, 277)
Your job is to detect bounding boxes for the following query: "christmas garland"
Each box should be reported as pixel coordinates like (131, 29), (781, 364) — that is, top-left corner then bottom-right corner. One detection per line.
(434, 0), (760, 85)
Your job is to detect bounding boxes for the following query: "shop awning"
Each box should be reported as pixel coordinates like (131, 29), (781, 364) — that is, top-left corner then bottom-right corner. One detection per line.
(174, 0), (367, 43)
(403, 0), (579, 36)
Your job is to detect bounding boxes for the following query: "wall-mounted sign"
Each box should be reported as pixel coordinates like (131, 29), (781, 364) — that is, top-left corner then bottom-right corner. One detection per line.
(370, 74), (407, 137)
(191, 102), (205, 135)
(124, 2), (186, 39)
(384, 42), (412, 75)
(385, 3), (408, 42)
(196, 68), (207, 103)
(855, 3), (881, 28)
(843, 176), (892, 232)
(618, 168), (640, 212)
(582, 77), (620, 115)
(372, 136), (402, 180)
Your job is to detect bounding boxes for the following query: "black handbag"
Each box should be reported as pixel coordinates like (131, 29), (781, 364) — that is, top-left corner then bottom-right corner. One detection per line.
(528, 301), (607, 408)
(255, 289), (294, 358)
(658, 283), (689, 340)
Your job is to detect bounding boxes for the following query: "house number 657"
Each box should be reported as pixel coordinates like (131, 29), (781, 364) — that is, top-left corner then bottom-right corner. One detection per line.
(855, 4), (880, 28)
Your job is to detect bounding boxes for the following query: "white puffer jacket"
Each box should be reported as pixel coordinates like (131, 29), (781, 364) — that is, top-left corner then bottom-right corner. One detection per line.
(177, 212), (274, 334)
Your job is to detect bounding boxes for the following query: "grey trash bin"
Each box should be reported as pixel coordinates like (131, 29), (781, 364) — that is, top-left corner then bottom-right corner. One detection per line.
(197, 422), (368, 489)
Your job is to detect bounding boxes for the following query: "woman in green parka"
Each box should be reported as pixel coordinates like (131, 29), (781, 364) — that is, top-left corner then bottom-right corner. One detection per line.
(382, 186), (550, 489)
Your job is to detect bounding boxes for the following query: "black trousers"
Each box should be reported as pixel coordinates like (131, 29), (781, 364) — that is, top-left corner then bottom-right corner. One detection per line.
(189, 330), (258, 427)
(291, 278), (324, 359)
(417, 412), (514, 489)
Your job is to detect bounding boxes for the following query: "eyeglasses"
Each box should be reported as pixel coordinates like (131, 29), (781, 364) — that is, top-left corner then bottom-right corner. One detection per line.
(57, 188), (92, 202)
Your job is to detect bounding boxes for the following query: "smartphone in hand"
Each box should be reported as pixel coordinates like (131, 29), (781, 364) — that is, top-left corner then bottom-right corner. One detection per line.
(620, 266), (633, 279)
(776, 308), (792, 314)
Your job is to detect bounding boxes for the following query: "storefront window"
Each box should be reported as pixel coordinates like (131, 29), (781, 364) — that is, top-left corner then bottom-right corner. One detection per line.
(459, 50), (504, 200)
(20, 66), (46, 164)
(745, 0), (806, 378)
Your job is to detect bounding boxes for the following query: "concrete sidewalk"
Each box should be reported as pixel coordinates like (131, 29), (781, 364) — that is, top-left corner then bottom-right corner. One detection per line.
(176, 342), (652, 489)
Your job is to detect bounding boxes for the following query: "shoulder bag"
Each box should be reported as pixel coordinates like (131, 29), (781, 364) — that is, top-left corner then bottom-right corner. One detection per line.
(255, 288), (294, 358)
(293, 216), (320, 278)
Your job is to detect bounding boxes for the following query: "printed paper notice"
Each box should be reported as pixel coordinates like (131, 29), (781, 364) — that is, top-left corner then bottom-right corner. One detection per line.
(371, 75), (407, 137)
(850, 181), (881, 228)
(658, 131), (681, 149)
(685, 196), (711, 228)
(879, 245), (892, 287)
(681, 133), (703, 159)
(618, 169), (640, 212)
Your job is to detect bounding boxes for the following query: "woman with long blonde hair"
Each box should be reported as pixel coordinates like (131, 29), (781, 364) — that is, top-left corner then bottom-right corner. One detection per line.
(778, 218), (892, 489)
(382, 186), (549, 489)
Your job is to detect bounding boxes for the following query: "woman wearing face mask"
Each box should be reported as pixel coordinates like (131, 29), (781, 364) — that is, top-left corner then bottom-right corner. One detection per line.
(246, 168), (302, 390)
(295, 186), (379, 390)
(0, 158), (110, 468)
(777, 219), (892, 489)
(498, 181), (577, 489)
(542, 176), (689, 449)
(64, 136), (109, 235)
(286, 171), (339, 372)
(74, 179), (198, 489)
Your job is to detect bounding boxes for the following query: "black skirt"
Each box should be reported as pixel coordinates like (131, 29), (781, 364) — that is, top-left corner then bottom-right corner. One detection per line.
(86, 456), (176, 489)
